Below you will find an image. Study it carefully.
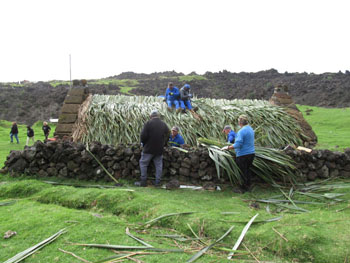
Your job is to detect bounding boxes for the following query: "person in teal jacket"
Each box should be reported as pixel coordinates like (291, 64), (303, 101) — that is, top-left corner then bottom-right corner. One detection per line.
(221, 115), (255, 193)
(169, 126), (185, 147)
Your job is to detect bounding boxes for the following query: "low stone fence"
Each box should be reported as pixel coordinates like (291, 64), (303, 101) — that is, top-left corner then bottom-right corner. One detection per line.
(2, 141), (350, 184)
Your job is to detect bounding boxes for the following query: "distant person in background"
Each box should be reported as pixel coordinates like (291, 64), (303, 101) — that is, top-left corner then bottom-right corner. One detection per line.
(165, 82), (181, 113)
(26, 126), (35, 146)
(169, 126), (185, 147)
(10, 122), (19, 144)
(42, 122), (51, 141)
(179, 84), (193, 112)
(222, 125), (236, 143)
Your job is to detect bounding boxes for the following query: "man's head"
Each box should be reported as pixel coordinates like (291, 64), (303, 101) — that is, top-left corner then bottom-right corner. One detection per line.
(171, 126), (179, 137)
(184, 84), (190, 90)
(238, 115), (249, 126)
(168, 82), (174, 90)
(43, 121), (48, 126)
(150, 110), (159, 119)
(222, 125), (231, 135)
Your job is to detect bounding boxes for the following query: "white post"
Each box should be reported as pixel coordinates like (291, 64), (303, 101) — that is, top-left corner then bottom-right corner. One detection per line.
(69, 54), (72, 89)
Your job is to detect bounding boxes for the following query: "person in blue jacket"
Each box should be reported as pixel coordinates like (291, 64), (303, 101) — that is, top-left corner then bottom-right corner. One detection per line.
(165, 82), (180, 112)
(222, 125), (236, 143)
(169, 126), (185, 147)
(221, 115), (255, 193)
(180, 84), (193, 111)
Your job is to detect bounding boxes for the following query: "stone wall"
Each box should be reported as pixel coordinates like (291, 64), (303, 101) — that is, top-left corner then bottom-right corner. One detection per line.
(2, 141), (350, 184)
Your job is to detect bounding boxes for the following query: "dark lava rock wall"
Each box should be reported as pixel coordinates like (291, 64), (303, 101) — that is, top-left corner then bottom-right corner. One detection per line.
(2, 141), (350, 184)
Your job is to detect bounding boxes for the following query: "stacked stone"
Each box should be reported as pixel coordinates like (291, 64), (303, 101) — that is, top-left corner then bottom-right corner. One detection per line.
(2, 141), (350, 184)
(55, 86), (89, 138)
(269, 84), (318, 147)
(284, 147), (350, 181)
(1, 141), (219, 184)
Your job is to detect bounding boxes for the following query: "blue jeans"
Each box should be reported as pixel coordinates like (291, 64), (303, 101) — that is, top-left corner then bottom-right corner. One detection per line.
(10, 133), (19, 143)
(167, 100), (180, 109)
(180, 100), (193, 110)
(139, 152), (163, 183)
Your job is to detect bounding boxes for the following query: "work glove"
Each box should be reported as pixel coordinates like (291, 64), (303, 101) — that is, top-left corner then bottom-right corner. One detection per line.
(221, 146), (229, 151)
(188, 94), (193, 98)
(169, 92), (174, 96)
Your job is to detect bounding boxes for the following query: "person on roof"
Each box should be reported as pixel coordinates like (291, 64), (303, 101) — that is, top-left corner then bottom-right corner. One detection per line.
(165, 82), (180, 112)
(169, 126), (185, 147)
(179, 84), (193, 112)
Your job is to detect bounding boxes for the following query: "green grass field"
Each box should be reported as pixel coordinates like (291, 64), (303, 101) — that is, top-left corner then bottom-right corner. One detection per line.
(298, 105), (350, 150)
(1, 106), (350, 262)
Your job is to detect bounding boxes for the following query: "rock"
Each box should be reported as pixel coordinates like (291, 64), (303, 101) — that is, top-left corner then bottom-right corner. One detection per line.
(325, 161), (336, 169)
(166, 179), (180, 190)
(9, 158), (28, 172)
(67, 161), (79, 171)
(59, 167), (68, 177)
(38, 170), (48, 177)
(199, 162), (208, 169)
(4, 230), (17, 239)
(318, 165), (329, 178)
(47, 167), (58, 177)
(179, 167), (190, 177)
(307, 171), (318, 181)
(23, 148), (36, 162)
(329, 169), (339, 177)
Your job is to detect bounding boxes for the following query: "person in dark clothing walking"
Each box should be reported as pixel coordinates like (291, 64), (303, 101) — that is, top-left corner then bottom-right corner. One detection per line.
(26, 126), (35, 146)
(42, 122), (51, 141)
(135, 110), (170, 187)
(10, 122), (19, 144)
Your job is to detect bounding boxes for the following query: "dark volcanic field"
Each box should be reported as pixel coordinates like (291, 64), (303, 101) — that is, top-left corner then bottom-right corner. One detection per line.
(1, 69), (350, 125)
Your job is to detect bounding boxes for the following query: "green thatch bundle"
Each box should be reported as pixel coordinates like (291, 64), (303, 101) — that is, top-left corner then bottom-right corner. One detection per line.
(74, 95), (305, 148)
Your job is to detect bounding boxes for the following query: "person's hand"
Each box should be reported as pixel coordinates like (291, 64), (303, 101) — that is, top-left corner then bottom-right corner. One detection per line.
(188, 94), (193, 98)
(221, 146), (229, 151)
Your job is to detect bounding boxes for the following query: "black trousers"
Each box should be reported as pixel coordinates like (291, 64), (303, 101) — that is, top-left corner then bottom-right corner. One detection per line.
(236, 154), (255, 189)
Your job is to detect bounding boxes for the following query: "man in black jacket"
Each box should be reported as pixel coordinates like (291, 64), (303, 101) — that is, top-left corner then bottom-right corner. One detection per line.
(136, 110), (170, 187)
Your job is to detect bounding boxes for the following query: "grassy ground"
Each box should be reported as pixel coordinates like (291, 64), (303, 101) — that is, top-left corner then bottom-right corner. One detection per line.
(298, 105), (350, 150)
(1, 176), (350, 263)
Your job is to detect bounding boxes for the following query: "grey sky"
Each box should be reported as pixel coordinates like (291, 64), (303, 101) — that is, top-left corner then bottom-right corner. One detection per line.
(1, 0), (349, 82)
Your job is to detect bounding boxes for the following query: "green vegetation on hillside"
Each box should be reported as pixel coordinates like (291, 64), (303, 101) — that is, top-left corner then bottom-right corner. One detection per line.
(298, 105), (350, 150)
(89, 78), (139, 87)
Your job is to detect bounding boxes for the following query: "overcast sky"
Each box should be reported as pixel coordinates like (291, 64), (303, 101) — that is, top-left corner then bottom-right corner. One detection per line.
(1, 0), (349, 82)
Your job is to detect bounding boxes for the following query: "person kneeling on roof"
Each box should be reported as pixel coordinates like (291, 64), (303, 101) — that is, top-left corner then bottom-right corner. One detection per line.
(165, 82), (181, 112)
(169, 126), (185, 147)
(180, 84), (193, 112)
